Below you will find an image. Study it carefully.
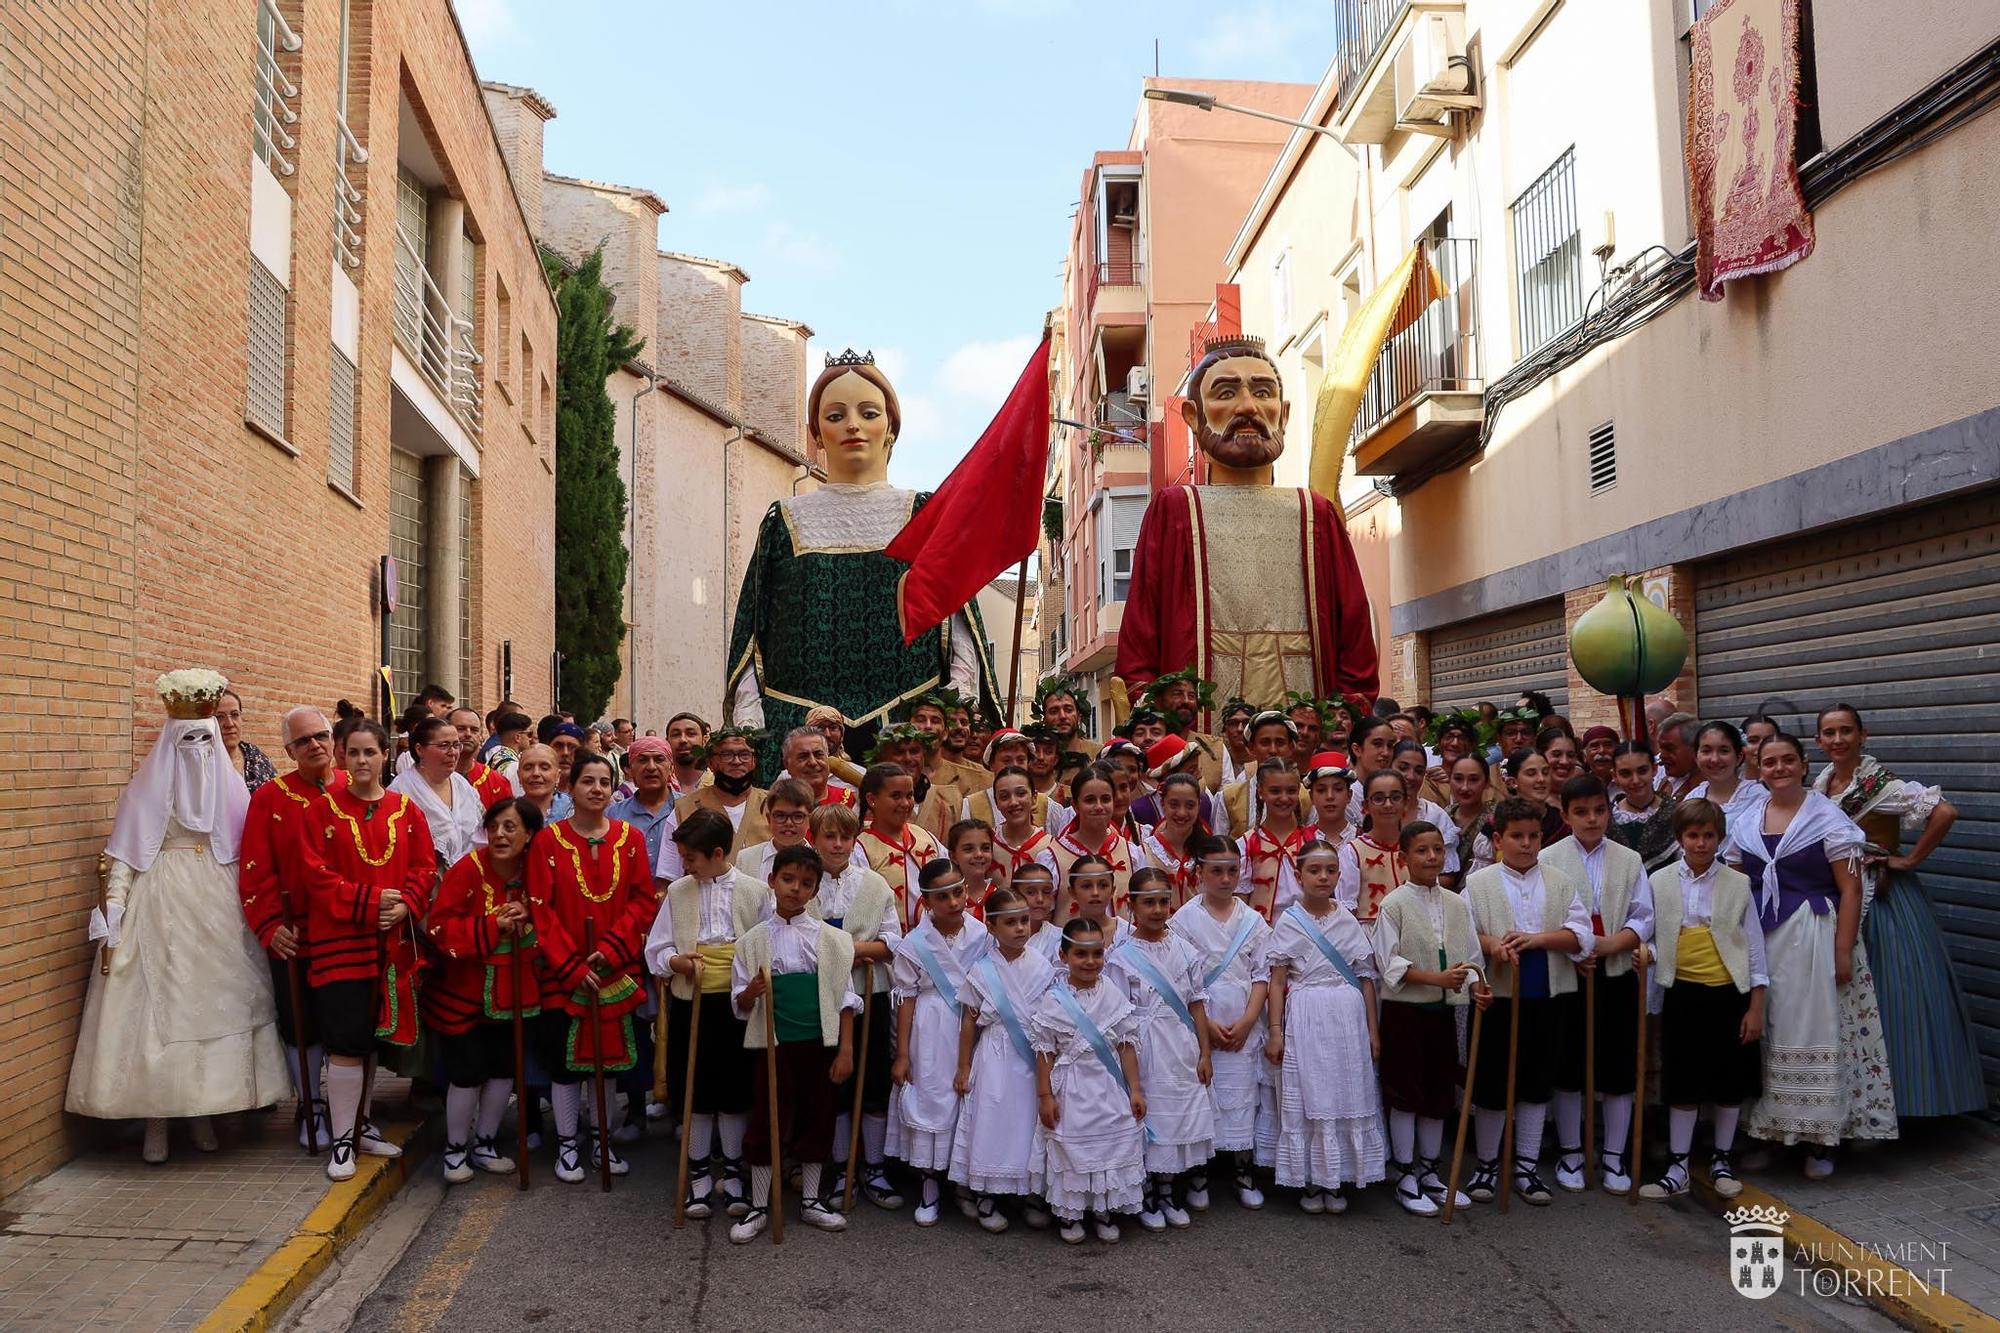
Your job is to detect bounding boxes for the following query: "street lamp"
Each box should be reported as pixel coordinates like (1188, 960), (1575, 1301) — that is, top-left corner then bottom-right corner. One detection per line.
(1143, 86), (1343, 141)
(1052, 416), (1145, 447)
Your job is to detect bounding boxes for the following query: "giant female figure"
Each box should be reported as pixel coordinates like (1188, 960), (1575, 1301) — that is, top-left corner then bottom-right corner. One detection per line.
(728, 352), (998, 777)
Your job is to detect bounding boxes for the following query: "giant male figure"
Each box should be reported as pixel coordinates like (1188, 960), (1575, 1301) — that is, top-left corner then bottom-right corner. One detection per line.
(1115, 335), (1377, 726)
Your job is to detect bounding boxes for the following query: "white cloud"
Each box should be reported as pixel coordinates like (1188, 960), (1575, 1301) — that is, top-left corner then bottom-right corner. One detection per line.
(692, 182), (772, 215)
(759, 221), (839, 273)
(454, 0), (520, 52)
(938, 335), (1040, 400)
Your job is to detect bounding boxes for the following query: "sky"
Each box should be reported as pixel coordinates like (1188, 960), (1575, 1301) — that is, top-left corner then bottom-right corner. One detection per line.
(457, 0), (1331, 487)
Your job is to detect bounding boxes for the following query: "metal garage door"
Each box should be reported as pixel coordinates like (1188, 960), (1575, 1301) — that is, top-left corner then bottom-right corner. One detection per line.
(1426, 599), (1570, 715)
(1694, 491), (2000, 1095)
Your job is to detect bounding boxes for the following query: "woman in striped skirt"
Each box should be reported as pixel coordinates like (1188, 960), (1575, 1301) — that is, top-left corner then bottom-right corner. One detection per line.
(1813, 705), (1985, 1118)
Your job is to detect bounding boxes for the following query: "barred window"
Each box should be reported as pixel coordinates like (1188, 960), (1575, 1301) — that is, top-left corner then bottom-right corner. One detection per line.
(1511, 147), (1582, 356)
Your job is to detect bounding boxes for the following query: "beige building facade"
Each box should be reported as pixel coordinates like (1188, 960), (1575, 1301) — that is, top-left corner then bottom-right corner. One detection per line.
(1222, 0), (2000, 1091)
(482, 87), (818, 728)
(2, 0), (558, 1192)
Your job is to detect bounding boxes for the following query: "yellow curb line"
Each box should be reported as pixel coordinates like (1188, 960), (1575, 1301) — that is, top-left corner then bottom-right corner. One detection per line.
(1693, 1177), (2000, 1332)
(194, 1120), (422, 1333)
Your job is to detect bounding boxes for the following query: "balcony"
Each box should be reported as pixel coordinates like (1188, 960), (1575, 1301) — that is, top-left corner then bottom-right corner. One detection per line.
(1350, 237), (1482, 477)
(334, 116), (367, 271)
(252, 0), (300, 176)
(1088, 258), (1145, 325)
(392, 224), (483, 440)
(1331, 1), (1469, 145)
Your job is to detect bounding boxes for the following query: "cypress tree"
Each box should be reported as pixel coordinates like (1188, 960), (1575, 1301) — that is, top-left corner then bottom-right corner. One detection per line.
(546, 245), (643, 722)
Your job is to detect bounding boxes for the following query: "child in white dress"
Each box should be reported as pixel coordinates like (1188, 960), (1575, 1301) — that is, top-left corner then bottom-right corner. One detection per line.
(949, 887), (1057, 1232)
(1109, 869), (1215, 1232)
(888, 858), (990, 1225)
(1264, 839), (1386, 1212)
(1031, 918), (1147, 1244)
(1171, 833), (1272, 1210)
(1067, 855), (1125, 947)
(1016, 863), (1064, 963)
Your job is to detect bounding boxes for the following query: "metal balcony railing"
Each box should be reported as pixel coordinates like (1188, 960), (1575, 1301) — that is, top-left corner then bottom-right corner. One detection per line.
(1352, 236), (1481, 442)
(1333, 0), (1411, 109)
(334, 115), (368, 270)
(252, 0), (301, 176)
(393, 225), (484, 437)
(1095, 259), (1143, 287)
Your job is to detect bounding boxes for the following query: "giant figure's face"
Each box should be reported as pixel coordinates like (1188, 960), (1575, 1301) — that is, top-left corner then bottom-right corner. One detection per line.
(1184, 353), (1288, 471)
(812, 370), (895, 484)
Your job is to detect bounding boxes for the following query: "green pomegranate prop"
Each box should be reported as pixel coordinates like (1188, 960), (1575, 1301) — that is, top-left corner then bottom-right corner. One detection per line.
(1568, 575), (1687, 698)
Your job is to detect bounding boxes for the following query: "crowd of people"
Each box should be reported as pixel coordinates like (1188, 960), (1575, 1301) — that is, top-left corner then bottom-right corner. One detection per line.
(70, 669), (1982, 1246)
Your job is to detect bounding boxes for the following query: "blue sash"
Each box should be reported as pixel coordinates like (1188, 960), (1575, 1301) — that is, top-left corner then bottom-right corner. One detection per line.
(1203, 912), (1259, 990)
(903, 932), (964, 1018)
(977, 956), (1034, 1066)
(1282, 905), (1364, 990)
(1113, 941), (1197, 1035)
(1053, 985), (1152, 1143)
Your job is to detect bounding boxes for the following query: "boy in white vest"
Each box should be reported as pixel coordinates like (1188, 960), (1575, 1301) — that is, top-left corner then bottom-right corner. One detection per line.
(733, 778), (814, 881)
(1542, 774), (1652, 1194)
(1639, 798), (1767, 1201)
(1463, 797), (1594, 1207)
(805, 802), (904, 1209)
(728, 843), (858, 1242)
(1373, 821), (1486, 1215)
(645, 808), (772, 1222)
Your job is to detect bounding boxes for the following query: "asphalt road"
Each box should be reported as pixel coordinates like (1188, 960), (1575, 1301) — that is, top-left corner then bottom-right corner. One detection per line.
(344, 1132), (1894, 1333)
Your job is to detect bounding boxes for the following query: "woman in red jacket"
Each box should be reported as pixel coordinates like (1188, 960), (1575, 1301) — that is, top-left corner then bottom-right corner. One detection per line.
(425, 797), (546, 1184)
(527, 753), (659, 1182)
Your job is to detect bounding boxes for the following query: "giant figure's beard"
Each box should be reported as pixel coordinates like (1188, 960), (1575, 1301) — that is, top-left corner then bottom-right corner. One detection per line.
(1196, 413), (1284, 469)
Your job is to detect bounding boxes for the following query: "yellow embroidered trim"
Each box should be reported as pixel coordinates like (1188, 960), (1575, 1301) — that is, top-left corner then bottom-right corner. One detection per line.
(551, 823), (631, 903)
(327, 797), (407, 867)
(1300, 488), (1324, 693)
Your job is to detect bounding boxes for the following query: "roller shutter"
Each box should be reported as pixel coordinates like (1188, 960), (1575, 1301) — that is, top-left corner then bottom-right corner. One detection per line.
(1425, 599), (1569, 714)
(1694, 490), (2000, 1095)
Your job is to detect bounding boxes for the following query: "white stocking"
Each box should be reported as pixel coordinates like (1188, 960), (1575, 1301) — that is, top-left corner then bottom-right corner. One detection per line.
(476, 1079), (512, 1139)
(861, 1112), (888, 1165)
(1416, 1116), (1445, 1161)
(1712, 1104), (1741, 1152)
(717, 1112), (749, 1161)
(1388, 1108), (1417, 1162)
(1601, 1094), (1633, 1161)
(1474, 1108), (1504, 1161)
(551, 1082), (582, 1139)
(326, 1061), (365, 1143)
(1552, 1088), (1583, 1150)
(445, 1085), (479, 1146)
(1513, 1101), (1547, 1165)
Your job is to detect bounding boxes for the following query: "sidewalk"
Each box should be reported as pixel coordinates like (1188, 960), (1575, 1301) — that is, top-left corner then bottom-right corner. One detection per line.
(0, 1081), (417, 1332)
(1746, 1115), (2000, 1321)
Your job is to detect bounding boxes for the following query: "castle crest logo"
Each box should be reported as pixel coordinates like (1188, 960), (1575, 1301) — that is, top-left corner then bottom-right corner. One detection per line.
(1726, 1204), (1790, 1299)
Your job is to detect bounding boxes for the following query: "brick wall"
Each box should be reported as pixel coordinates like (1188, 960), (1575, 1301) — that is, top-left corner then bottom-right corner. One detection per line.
(740, 315), (808, 454)
(480, 84), (550, 232)
(1562, 566), (1698, 736)
(540, 177), (662, 352)
(655, 255), (743, 412)
(1389, 631), (1429, 710)
(0, 1), (148, 1195)
(0, 0), (555, 1196)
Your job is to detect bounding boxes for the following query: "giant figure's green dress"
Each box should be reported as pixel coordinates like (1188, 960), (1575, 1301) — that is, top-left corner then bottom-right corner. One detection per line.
(727, 482), (999, 778)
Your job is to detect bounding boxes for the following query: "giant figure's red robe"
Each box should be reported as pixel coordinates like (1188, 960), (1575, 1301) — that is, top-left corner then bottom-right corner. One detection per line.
(1115, 484), (1378, 728)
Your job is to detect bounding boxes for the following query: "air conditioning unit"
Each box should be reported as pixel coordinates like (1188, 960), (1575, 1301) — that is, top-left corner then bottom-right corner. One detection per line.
(1125, 366), (1150, 402)
(1396, 12), (1480, 135)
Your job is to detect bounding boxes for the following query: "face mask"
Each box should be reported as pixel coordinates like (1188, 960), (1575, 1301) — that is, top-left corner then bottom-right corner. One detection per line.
(714, 770), (755, 796)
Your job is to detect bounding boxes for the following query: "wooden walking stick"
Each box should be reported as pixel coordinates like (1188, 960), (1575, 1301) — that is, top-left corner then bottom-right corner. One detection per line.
(1498, 959), (1522, 1216)
(510, 887), (532, 1191)
(1583, 965), (1597, 1189)
(1629, 944), (1649, 1208)
(1442, 976), (1487, 1226)
(761, 966), (785, 1245)
(673, 976), (703, 1228)
(95, 854), (114, 977)
(584, 915), (613, 1193)
(653, 975), (671, 1103)
(281, 889), (318, 1155)
(842, 984), (874, 1212)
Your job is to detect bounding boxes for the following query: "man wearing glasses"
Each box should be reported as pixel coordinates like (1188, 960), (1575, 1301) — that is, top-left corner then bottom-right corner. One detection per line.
(389, 715), (482, 869)
(238, 706), (348, 1150)
(662, 726), (769, 879)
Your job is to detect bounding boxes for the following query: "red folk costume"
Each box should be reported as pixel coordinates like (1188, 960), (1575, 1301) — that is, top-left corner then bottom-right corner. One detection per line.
(1051, 825), (1134, 918)
(1116, 484), (1378, 727)
(463, 761), (513, 811)
(424, 849), (542, 1035)
(525, 819), (657, 1072)
(240, 768), (347, 958)
(1241, 824), (1309, 923)
(305, 786), (435, 1046)
(1340, 832), (1408, 925)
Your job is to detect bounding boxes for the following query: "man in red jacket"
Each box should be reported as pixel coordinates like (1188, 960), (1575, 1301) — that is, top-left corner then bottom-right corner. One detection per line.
(1116, 334), (1378, 726)
(239, 706), (349, 1149)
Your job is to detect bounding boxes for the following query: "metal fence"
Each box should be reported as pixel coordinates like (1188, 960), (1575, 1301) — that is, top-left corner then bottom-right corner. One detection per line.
(1353, 237), (1482, 441)
(1333, 0), (1411, 107)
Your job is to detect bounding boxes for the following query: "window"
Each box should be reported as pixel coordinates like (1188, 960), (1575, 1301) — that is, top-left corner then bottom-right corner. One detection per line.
(496, 278), (512, 387)
(1511, 147), (1582, 355)
(1095, 489), (1145, 606)
(1272, 247), (1293, 335)
(327, 345), (358, 490)
(520, 333), (534, 414)
(540, 373), (554, 459)
(246, 259), (288, 441)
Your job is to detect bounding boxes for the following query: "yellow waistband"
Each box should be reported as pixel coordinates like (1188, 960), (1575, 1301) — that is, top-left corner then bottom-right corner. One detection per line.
(1676, 926), (1730, 985)
(696, 941), (736, 994)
